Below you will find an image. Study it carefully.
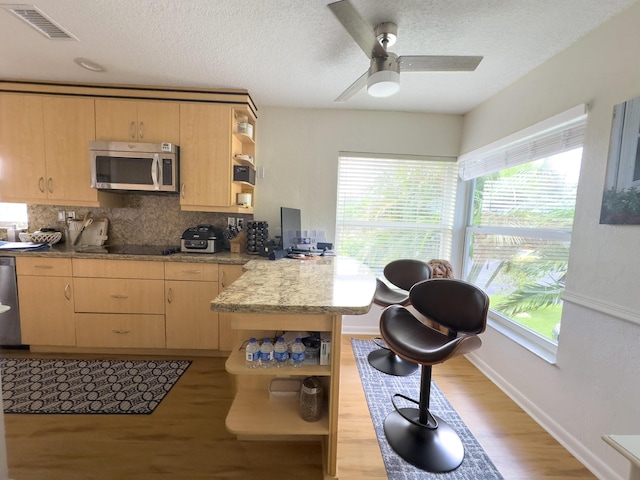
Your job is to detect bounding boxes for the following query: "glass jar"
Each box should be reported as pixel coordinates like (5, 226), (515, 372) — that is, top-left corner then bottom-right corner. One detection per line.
(299, 376), (323, 422)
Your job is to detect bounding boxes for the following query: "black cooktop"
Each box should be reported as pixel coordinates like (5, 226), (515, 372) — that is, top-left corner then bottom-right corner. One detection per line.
(76, 245), (181, 256)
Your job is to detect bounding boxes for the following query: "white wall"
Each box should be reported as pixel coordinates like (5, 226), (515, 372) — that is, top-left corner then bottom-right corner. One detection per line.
(461, 3), (640, 479)
(253, 108), (463, 243)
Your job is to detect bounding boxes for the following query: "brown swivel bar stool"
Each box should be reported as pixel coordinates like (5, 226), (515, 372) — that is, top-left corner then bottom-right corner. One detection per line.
(369, 259), (432, 376)
(380, 278), (489, 472)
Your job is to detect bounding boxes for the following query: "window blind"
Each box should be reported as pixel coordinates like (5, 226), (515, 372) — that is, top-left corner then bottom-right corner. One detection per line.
(336, 153), (458, 276)
(458, 104), (587, 181)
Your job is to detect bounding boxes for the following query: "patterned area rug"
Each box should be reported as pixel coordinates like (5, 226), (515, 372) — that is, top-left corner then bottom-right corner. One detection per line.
(351, 338), (503, 480)
(0, 358), (190, 414)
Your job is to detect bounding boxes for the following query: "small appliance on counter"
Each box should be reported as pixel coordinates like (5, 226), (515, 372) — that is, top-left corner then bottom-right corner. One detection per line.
(181, 225), (225, 253)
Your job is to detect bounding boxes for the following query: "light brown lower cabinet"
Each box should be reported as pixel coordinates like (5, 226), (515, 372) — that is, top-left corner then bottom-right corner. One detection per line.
(75, 314), (165, 348)
(165, 262), (220, 350)
(16, 257), (75, 346)
(218, 264), (245, 351)
(16, 257), (246, 351)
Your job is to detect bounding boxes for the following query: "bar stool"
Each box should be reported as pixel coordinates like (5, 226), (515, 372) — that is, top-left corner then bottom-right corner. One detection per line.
(380, 278), (489, 472)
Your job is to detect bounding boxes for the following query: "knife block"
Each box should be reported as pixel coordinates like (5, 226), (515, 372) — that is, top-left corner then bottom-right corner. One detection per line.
(229, 230), (246, 253)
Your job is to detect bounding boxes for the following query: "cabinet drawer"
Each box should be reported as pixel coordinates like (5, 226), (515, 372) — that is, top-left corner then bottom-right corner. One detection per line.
(75, 314), (165, 348)
(165, 262), (218, 281)
(72, 258), (164, 279)
(16, 257), (72, 276)
(74, 278), (164, 314)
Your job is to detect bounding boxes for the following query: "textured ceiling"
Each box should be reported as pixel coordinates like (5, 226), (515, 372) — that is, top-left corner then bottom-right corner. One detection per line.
(0, 0), (636, 114)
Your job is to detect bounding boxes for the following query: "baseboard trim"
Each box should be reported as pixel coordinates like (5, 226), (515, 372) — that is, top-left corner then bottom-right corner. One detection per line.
(465, 351), (623, 480)
(342, 325), (378, 335)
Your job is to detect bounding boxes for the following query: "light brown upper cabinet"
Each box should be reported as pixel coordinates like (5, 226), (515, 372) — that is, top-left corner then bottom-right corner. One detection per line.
(179, 103), (255, 213)
(95, 98), (179, 144)
(0, 93), (119, 207)
(0, 93), (47, 203)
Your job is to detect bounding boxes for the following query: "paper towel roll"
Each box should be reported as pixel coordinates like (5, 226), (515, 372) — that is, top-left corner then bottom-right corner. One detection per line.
(237, 193), (252, 206)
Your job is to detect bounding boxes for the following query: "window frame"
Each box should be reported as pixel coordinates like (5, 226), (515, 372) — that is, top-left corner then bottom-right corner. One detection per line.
(0, 203), (28, 229)
(458, 105), (587, 362)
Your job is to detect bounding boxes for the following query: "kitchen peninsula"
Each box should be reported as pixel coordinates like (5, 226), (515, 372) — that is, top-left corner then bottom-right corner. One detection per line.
(210, 256), (376, 479)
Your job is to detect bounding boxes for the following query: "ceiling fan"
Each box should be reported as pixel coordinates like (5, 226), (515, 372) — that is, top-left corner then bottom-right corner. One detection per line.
(328, 0), (483, 101)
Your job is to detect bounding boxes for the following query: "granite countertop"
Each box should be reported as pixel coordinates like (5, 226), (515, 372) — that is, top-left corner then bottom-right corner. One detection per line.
(210, 256), (376, 315)
(0, 244), (253, 265)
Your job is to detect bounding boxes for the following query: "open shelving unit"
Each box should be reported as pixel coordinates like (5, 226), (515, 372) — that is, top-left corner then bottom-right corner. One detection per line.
(224, 312), (341, 478)
(231, 109), (256, 211)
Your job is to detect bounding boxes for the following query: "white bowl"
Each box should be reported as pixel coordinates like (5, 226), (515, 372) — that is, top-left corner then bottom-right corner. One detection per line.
(19, 231), (62, 245)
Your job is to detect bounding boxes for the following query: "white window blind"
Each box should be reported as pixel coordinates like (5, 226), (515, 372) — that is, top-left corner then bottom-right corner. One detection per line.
(458, 104), (587, 181)
(336, 152), (458, 277)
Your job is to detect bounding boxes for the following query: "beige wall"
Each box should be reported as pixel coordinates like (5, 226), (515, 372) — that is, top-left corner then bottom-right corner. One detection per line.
(461, 3), (640, 479)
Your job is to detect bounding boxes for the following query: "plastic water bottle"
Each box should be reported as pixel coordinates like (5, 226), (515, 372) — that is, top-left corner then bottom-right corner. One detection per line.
(290, 337), (306, 368)
(259, 337), (275, 368)
(245, 337), (260, 368)
(274, 337), (289, 368)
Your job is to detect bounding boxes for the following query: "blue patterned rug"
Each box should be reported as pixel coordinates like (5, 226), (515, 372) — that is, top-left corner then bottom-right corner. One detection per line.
(351, 339), (503, 479)
(1, 358), (190, 414)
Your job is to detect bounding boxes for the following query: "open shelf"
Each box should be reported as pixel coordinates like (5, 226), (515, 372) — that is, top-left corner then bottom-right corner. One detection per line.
(233, 131), (254, 144)
(226, 387), (329, 436)
(226, 347), (331, 376)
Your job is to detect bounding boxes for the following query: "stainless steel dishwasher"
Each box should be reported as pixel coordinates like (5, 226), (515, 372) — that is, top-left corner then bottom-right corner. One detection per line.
(0, 257), (22, 345)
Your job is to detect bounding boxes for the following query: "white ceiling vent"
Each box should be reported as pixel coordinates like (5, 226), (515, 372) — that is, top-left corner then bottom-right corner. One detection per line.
(2, 4), (77, 40)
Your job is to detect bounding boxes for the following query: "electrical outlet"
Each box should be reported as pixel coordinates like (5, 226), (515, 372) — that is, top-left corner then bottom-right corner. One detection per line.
(227, 217), (236, 228)
(57, 210), (66, 222)
(67, 211), (76, 220)
(236, 218), (244, 230)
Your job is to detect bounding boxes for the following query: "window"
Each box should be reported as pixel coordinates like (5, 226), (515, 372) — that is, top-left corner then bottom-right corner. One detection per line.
(335, 153), (458, 277)
(459, 105), (586, 359)
(0, 203), (28, 229)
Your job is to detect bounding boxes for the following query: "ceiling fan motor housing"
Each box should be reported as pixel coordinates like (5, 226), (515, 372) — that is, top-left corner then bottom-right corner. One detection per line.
(367, 52), (400, 97)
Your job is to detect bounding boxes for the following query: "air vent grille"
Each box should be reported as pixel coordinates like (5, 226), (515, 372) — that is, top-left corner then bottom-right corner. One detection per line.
(3, 4), (77, 40)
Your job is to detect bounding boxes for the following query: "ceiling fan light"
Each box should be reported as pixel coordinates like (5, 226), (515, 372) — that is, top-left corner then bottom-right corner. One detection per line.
(367, 69), (400, 97)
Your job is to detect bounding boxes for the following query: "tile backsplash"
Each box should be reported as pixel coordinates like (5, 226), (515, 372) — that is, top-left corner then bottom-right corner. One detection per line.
(25, 194), (252, 246)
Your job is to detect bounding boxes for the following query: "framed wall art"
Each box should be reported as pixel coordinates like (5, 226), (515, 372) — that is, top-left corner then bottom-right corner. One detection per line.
(600, 95), (640, 224)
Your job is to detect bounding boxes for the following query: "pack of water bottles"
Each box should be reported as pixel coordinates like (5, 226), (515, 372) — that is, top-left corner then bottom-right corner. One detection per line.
(245, 336), (306, 369)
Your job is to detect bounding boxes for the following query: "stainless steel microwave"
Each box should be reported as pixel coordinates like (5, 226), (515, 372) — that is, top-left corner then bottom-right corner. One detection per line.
(90, 141), (179, 193)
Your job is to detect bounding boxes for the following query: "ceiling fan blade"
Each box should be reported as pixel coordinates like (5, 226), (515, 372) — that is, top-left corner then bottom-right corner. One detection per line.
(334, 70), (368, 102)
(398, 55), (483, 72)
(328, 0), (388, 59)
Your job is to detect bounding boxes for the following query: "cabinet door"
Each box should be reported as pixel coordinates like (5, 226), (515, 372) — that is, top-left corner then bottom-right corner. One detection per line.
(165, 280), (219, 349)
(95, 98), (139, 141)
(0, 93), (47, 201)
(17, 275), (75, 346)
(137, 101), (179, 144)
(42, 96), (98, 203)
(218, 264), (244, 351)
(95, 99), (179, 143)
(179, 103), (233, 208)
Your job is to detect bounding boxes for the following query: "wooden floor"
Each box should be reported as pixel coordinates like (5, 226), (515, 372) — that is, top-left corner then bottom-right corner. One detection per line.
(0, 336), (595, 480)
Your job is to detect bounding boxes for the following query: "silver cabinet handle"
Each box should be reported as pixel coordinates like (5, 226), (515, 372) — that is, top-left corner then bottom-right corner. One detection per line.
(112, 330), (130, 335)
(181, 183), (186, 199)
(47, 177), (53, 193)
(183, 269), (201, 275)
(110, 294), (128, 299)
(64, 283), (71, 301)
(139, 121), (144, 139)
(130, 121), (136, 139)
(38, 177), (45, 193)
(167, 287), (173, 304)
